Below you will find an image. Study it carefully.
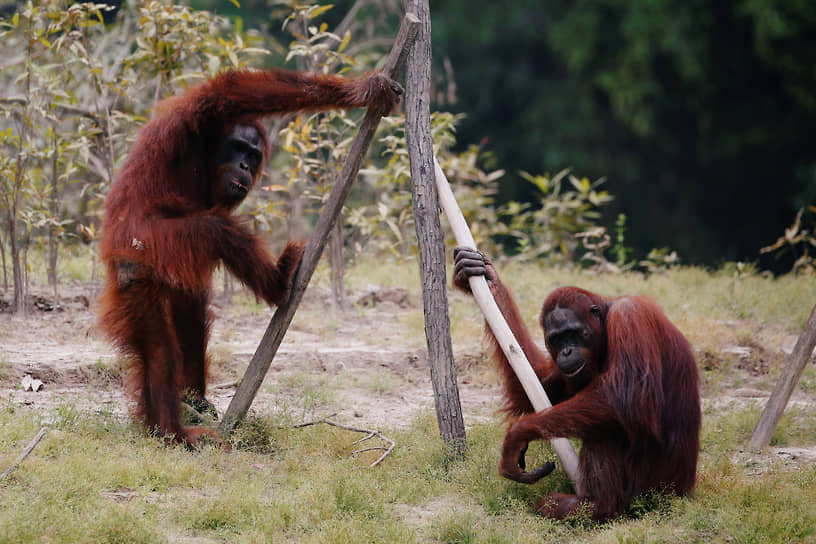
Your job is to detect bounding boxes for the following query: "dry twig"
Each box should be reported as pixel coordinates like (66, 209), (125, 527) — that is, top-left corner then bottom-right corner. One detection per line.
(293, 416), (395, 467)
(212, 380), (238, 390)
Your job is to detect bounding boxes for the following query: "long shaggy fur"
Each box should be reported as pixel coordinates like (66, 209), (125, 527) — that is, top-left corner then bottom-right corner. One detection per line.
(484, 282), (701, 519)
(98, 68), (401, 445)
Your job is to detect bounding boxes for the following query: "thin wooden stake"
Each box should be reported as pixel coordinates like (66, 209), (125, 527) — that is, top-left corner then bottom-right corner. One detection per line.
(1, 426), (48, 479)
(405, 0), (467, 454)
(219, 13), (420, 438)
(749, 302), (816, 451)
(433, 157), (584, 494)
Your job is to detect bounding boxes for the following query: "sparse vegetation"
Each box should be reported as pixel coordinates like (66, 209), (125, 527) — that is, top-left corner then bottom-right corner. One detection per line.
(0, 2), (814, 542)
(1, 258), (815, 543)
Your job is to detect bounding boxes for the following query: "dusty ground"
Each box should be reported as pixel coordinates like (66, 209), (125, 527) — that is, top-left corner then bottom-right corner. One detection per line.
(1, 284), (814, 465)
(0, 285), (499, 431)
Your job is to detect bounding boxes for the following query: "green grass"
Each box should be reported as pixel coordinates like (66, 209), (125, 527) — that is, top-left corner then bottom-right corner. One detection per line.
(1, 403), (814, 543)
(3, 257), (816, 542)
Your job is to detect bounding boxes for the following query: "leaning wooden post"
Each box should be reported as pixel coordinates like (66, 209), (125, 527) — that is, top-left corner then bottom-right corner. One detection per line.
(0, 426), (48, 480)
(433, 157), (584, 493)
(219, 14), (421, 438)
(749, 302), (816, 451)
(405, 0), (467, 454)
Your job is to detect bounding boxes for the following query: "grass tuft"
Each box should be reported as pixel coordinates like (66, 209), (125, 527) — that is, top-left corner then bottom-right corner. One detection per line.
(1, 260), (814, 542)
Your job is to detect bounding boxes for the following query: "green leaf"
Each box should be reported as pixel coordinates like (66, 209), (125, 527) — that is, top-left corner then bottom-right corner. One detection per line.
(227, 49), (239, 67)
(207, 55), (220, 74)
(308, 4), (334, 20)
(337, 30), (351, 53)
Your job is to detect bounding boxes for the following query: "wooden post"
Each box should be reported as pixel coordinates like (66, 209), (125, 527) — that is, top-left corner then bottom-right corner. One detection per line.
(433, 158), (584, 493)
(1, 426), (48, 479)
(748, 303), (816, 451)
(219, 13), (420, 438)
(405, 0), (467, 454)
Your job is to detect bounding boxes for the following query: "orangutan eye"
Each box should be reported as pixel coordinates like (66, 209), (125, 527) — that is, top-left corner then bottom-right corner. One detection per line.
(590, 305), (601, 317)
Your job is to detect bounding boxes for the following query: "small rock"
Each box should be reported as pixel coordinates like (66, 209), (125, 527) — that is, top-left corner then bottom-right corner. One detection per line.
(733, 388), (766, 398)
(21, 374), (44, 392)
(722, 346), (752, 357)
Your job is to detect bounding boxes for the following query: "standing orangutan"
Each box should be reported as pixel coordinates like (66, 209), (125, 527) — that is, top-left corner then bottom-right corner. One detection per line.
(453, 247), (701, 520)
(98, 68), (402, 446)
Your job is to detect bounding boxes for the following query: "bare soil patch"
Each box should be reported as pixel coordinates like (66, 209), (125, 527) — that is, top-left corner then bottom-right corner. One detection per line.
(0, 285), (498, 430)
(1, 284), (814, 465)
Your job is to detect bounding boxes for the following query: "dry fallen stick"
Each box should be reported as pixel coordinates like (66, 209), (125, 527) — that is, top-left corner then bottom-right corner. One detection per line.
(212, 380), (238, 390)
(293, 417), (395, 467)
(1, 426), (49, 479)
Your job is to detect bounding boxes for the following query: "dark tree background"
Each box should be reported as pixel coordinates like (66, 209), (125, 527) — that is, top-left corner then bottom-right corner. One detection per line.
(193, 0), (816, 268)
(431, 0), (816, 268)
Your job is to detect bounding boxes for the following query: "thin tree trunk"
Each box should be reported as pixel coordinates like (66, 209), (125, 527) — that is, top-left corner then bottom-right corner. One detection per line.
(405, 0), (466, 455)
(0, 232), (7, 291)
(48, 225), (58, 302)
(329, 218), (346, 311)
(9, 218), (23, 315)
(48, 130), (59, 304)
(22, 234), (30, 306)
(223, 270), (234, 303)
(8, 19), (33, 316)
(287, 184), (304, 240)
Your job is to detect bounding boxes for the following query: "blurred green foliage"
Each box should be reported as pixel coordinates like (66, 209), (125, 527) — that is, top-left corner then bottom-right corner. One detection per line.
(3, 0), (813, 312)
(431, 0), (816, 269)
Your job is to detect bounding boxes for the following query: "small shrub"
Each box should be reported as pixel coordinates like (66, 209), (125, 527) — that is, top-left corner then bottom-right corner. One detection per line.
(231, 414), (279, 455)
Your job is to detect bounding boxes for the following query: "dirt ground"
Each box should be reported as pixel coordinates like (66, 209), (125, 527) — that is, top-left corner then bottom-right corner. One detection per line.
(1, 283), (815, 465)
(0, 285), (499, 430)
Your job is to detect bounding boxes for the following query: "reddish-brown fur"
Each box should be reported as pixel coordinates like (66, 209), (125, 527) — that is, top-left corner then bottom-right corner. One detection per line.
(455, 255), (700, 520)
(98, 68), (400, 446)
